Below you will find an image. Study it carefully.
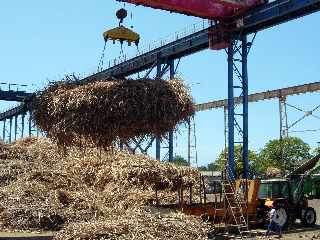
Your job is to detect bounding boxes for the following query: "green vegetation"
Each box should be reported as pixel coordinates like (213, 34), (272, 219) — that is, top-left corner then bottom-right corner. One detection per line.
(313, 146), (320, 156)
(172, 155), (189, 166)
(214, 145), (258, 177)
(198, 136), (318, 177)
(257, 137), (311, 174)
(197, 163), (220, 171)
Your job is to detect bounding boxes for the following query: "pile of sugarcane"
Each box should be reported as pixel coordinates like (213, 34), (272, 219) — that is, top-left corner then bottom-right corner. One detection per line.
(265, 167), (282, 178)
(30, 77), (194, 148)
(0, 137), (207, 240)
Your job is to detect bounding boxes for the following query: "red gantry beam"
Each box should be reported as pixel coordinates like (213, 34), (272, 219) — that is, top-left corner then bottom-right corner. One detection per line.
(117, 0), (264, 19)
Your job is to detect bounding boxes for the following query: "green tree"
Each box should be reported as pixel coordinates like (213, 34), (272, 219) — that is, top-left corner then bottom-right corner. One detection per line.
(197, 163), (220, 172)
(313, 146), (320, 156)
(207, 162), (220, 171)
(172, 155), (189, 166)
(197, 166), (208, 171)
(258, 137), (312, 174)
(214, 145), (258, 177)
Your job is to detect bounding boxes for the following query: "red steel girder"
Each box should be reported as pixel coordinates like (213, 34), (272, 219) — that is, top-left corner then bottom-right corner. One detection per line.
(117, 0), (264, 19)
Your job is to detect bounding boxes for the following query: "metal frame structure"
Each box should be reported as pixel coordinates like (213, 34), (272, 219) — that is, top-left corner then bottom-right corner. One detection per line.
(195, 82), (320, 135)
(195, 82), (320, 111)
(279, 96), (289, 138)
(118, 57), (176, 161)
(155, 58), (176, 161)
(279, 98), (320, 138)
(0, 0), (319, 177)
(226, 35), (252, 179)
(2, 111), (37, 143)
(0, 90), (32, 101)
(191, 81), (320, 173)
(187, 116), (198, 166)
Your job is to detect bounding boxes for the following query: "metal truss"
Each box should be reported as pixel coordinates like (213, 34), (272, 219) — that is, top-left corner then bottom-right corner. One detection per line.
(120, 57), (177, 162)
(279, 96), (289, 138)
(0, 0), (319, 170)
(279, 97), (320, 137)
(195, 81), (320, 111)
(159, 59), (175, 162)
(83, 0), (320, 81)
(226, 34), (255, 179)
(121, 136), (155, 154)
(187, 116), (198, 167)
(2, 111), (38, 143)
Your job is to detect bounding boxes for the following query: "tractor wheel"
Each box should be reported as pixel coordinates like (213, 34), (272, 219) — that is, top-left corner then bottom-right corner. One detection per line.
(301, 207), (317, 227)
(274, 207), (288, 229)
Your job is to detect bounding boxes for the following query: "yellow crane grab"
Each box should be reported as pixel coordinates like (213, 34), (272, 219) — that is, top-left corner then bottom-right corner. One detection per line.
(103, 25), (140, 46)
(103, 8), (140, 46)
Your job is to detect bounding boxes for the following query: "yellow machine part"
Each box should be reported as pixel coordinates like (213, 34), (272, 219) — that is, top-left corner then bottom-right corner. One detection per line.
(103, 26), (140, 44)
(265, 199), (274, 208)
(235, 179), (261, 215)
(176, 179), (261, 220)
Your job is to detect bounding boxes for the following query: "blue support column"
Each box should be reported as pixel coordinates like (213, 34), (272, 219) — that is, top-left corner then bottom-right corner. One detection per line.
(3, 120), (6, 141)
(21, 114), (25, 138)
(156, 59), (161, 160)
(29, 111), (32, 137)
(242, 36), (249, 179)
(227, 42), (235, 180)
(226, 36), (251, 180)
(168, 59), (174, 162)
(9, 117), (12, 143)
(14, 115), (18, 141)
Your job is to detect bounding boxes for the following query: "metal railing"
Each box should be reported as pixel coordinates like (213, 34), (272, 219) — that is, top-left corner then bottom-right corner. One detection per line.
(105, 20), (210, 69)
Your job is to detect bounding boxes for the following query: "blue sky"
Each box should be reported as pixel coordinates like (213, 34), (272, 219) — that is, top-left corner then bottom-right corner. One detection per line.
(1, 1), (320, 166)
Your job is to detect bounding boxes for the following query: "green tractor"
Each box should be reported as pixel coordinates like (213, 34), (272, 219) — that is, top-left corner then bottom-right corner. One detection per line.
(256, 154), (320, 228)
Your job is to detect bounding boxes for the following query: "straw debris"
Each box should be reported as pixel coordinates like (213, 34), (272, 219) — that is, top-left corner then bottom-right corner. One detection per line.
(0, 137), (207, 239)
(31, 78), (194, 148)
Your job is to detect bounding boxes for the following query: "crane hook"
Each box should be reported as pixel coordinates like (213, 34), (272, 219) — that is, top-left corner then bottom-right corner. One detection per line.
(116, 8), (128, 26)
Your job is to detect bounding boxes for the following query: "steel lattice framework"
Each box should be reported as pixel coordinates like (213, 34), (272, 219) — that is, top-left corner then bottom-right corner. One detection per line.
(0, 0), (319, 176)
(195, 82), (320, 111)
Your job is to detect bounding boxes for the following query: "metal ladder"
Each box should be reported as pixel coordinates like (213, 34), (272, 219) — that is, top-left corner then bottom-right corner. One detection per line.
(221, 171), (249, 239)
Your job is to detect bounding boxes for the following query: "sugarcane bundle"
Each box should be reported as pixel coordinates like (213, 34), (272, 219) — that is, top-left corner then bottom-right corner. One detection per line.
(265, 167), (282, 178)
(31, 78), (194, 148)
(0, 137), (205, 239)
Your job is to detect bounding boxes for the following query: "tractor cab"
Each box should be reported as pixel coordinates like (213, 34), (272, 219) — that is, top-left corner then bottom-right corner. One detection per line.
(257, 178), (316, 228)
(258, 179), (290, 201)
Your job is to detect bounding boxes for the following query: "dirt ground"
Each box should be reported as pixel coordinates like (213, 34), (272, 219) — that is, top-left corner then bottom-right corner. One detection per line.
(255, 200), (320, 240)
(0, 231), (53, 240)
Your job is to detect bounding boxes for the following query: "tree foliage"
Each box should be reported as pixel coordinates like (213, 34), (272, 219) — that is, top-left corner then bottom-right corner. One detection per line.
(313, 146), (320, 156)
(195, 137), (314, 178)
(214, 145), (258, 177)
(172, 155), (189, 166)
(197, 166), (208, 171)
(257, 137), (312, 174)
(197, 163), (221, 172)
(207, 163), (220, 171)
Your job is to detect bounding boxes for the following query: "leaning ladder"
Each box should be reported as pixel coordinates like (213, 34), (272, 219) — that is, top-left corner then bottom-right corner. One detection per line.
(221, 171), (249, 239)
